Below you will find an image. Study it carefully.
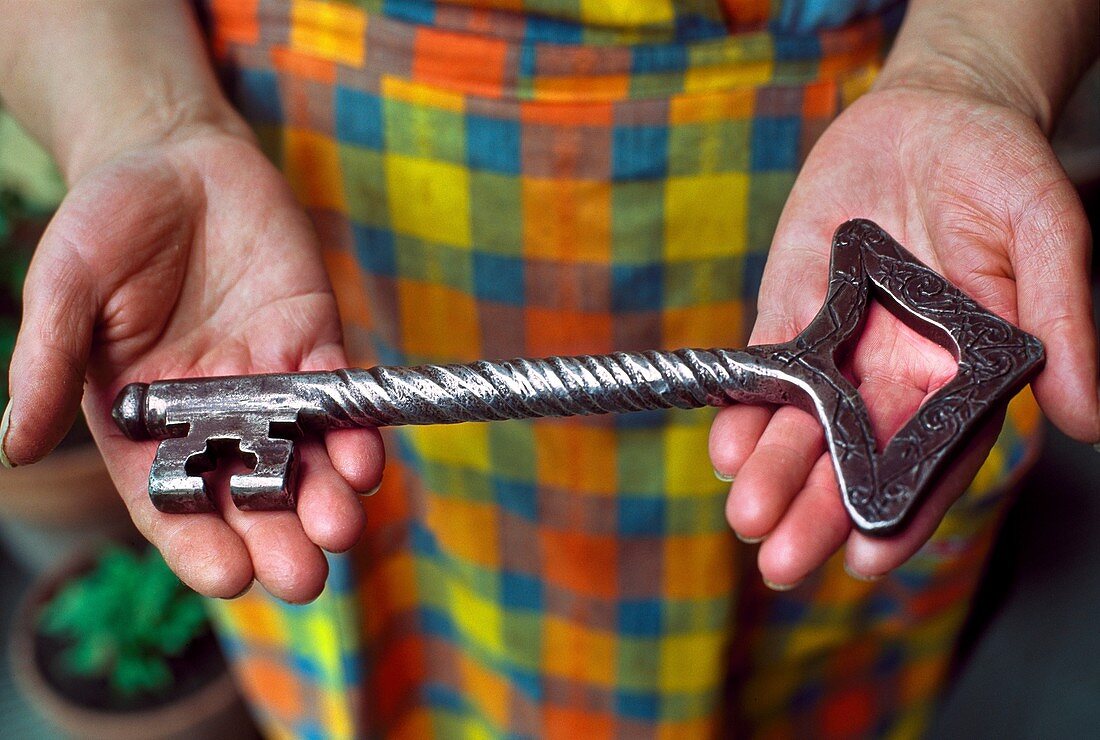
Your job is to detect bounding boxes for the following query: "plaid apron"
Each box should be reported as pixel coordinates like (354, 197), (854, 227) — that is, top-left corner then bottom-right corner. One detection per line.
(201, 1), (1042, 736)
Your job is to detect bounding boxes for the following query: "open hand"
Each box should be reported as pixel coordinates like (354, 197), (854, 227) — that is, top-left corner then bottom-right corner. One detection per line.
(5, 130), (384, 602)
(710, 86), (1097, 588)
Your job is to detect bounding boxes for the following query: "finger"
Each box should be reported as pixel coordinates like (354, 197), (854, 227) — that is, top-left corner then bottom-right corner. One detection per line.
(709, 404), (772, 480)
(327, 426), (385, 493)
(757, 453), (851, 588)
(844, 410), (1004, 578)
(1010, 182), (1099, 443)
(725, 406), (826, 541)
(87, 414), (255, 598)
(4, 222), (98, 466)
(296, 437), (368, 553)
(211, 465), (330, 604)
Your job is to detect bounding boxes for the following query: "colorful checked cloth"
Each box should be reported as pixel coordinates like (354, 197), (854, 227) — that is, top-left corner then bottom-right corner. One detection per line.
(201, 1), (1043, 737)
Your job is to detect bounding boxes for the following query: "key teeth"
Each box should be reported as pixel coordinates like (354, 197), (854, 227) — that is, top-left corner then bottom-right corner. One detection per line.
(229, 438), (299, 511)
(149, 474), (214, 513)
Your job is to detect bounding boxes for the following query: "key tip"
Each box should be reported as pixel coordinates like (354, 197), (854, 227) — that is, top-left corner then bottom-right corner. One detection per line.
(112, 382), (151, 440)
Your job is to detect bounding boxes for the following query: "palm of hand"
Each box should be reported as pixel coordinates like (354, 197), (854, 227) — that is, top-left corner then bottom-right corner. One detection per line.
(710, 87), (1095, 586)
(13, 133), (382, 601)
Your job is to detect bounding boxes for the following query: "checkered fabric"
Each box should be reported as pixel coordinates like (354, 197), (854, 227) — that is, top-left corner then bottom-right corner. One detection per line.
(202, 1), (1042, 737)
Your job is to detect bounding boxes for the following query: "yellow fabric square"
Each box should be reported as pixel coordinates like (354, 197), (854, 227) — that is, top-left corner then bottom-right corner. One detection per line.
(669, 89), (755, 125)
(579, 0), (674, 25)
(426, 498), (499, 568)
(290, 0), (366, 66)
(460, 655), (510, 729)
(386, 154), (471, 247)
(664, 172), (747, 260)
(284, 127), (346, 212)
(523, 178), (611, 263)
(661, 302), (743, 352)
(451, 580), (504, 657)
(662, 421), (719, 497)
(408, 422), (490, 472)
(543, 616), (615, 686)
(659, 631), (725, 691)
(382, 76), (465, 113)
(663, 533), (734, 598)
(534, 422), (619, 495)
(397, 279), (481, 361)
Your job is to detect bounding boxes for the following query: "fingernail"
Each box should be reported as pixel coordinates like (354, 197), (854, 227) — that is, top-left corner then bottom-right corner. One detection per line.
(734, 530), (765, 544)
(844, 561), (882, 582)
(763, 577), (802, 592)
(714, 468), (735, 482)
(222, 580), (254, 600)
(1093, 442), (1100, 454)
(0, 400), (14, 469)
(361, 479), (382, 497)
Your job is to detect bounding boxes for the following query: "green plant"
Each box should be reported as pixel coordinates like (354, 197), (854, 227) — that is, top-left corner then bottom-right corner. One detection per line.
(38, 545), (208, 698)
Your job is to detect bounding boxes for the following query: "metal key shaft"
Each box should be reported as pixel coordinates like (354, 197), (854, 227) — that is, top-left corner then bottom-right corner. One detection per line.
(113, 220), (1045, 535)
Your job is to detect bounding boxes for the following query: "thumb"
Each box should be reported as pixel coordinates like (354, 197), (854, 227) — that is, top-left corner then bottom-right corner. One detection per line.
(3, 230), (97, 467)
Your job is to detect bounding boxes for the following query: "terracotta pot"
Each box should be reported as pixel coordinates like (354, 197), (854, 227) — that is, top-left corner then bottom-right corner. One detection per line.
(0, 434), (135, 573)
(9, 545), (258, 740)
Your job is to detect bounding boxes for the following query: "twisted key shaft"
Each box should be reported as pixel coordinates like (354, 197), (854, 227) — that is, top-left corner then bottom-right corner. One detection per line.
(114, 220), (1045, 535)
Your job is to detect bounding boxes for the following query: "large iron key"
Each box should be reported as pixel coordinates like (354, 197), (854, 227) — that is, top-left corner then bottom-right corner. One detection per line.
(112, 220), (1045, 535)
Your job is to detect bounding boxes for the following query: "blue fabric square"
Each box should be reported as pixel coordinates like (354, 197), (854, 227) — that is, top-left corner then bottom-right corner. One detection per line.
(617, 690), (661, 720)
(420, 607), (457, 640)
(425, 683), (467, 713)
(382, 0), (436, 25)
(525, 17), (583, 44)
(467, 115), (521, 174)
(618, 496), (665, 535)
(335, 87), (384, 150)
(613, 126), (668, 180)
(631, 44), (689, 74)
(501, 570), (543, 612)
(495, 478), (537, 520)
(618, 600), (662, 636)
(352, 224), (397, 277)
(505, 666), (543, 701)
(236, 68), (282, 124)
(751, 116), (801, 171)
(473, 252), (525, 305)
(409, 520), (439, 556)
(742, 251), (767, 302)
(612, 263), (663, 311)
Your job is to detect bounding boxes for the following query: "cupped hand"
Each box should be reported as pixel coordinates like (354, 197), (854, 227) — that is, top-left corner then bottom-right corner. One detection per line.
(4, 129), (384, 602)
(710, 86), (1097, 588)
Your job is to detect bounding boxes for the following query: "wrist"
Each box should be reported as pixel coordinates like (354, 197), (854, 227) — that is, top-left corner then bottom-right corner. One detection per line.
(60, 93), (254, 184)
(874, 21), (1052, 132)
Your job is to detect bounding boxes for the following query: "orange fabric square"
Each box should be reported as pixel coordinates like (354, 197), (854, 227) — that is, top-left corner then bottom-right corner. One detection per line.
(210, 0), (259, 45)
(544, 705), (614, 740)
(543, 616), (615, 685)
(413, 27), (508, 97)
(324, 250), (372, 332)
(271, 45), (337, 84)
(660, 301), (742, 348)
(525, 307), (612, 357)
(662, 533), (734, 598)
(460, 655), (510, 728)
(520, 101), (614, 127)
(425, 497), (500, 568)
(534, 74), (630, 101)
(235, 657), (302, 719)
(523, 178), (611, 262)
(284, 127), (346, 212)
(534, 421), (618, 496)
(397, 279), (482, 361)
(540, 529), (618, 598)
(363, 552), (420, 636)
(802, 79), (838, 118)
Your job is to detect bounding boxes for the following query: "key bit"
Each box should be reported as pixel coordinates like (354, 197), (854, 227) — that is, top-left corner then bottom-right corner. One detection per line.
(112, 220), (1045, 535)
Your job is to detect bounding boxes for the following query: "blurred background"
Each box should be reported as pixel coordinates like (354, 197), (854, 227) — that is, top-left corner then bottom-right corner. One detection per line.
(0, 64), (1097, 739)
